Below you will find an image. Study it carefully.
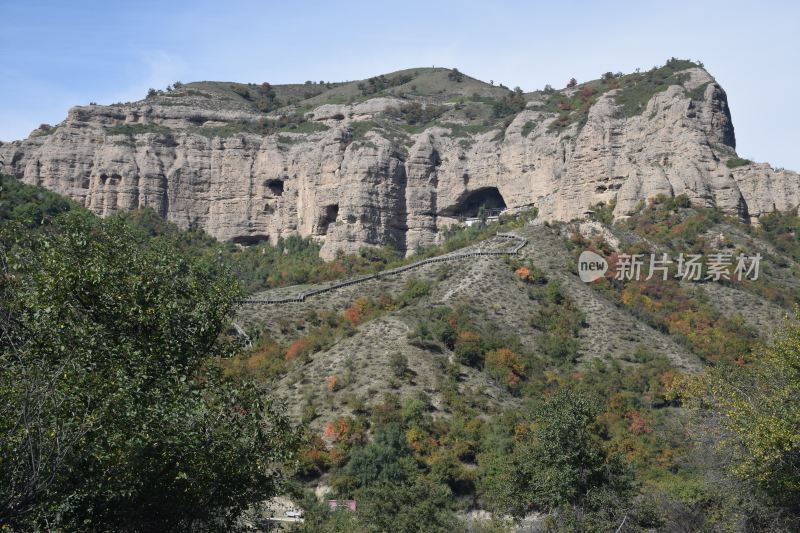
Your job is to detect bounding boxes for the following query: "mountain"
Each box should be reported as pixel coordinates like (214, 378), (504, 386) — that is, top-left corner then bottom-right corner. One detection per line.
(2, 59), (798, 260)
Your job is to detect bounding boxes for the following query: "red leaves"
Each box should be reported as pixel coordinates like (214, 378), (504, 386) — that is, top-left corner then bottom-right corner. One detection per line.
(326, 374), (338, 392)
(627, 410), (651, 436)
(285, 337), (310, 361)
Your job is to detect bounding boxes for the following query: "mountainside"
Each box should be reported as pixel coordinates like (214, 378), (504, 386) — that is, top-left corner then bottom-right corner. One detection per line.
(4, 170), (800, 530)
(234, 205), (796, 427)
(225, 199), (800, 529)
(2, 59), (798, 259)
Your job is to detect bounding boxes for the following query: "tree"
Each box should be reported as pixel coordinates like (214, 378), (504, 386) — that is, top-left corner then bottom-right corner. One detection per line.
(448, 68), (464, 83)
(676, 308), (800, 507)
(477, 389), (632, 522)
(345, 424), (415, 489)
(567, 78), (577, 88)
(389, 352), (408, 378)
(0, 211), (297, 530)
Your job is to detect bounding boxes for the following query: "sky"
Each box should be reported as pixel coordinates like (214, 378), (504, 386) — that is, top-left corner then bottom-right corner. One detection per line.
(1, 0), (798, 170)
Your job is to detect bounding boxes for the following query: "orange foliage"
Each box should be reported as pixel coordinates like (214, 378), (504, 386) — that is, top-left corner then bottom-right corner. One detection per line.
(660, 370), (675, 390)
(406, 426), (430, 454)
(343, 307), (361, 326)
(515, 267), (531, 281)
(285, 337), (311, 361)
(326, 374), (338, 392)
(244, 340), (283, 375)
(513, 422), (530, 441)
(323, 417), (349, 440)
(485, 347), (526, 389)
(343, 297), (372, 326)
(458, 330), (481, 344)
(326, 447), (346, 467)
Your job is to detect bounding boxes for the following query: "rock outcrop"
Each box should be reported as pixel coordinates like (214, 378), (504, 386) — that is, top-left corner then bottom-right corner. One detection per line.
(1, 66), (798, 258)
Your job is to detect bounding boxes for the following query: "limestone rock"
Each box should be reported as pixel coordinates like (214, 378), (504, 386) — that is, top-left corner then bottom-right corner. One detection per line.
(1, 67), (798, 259)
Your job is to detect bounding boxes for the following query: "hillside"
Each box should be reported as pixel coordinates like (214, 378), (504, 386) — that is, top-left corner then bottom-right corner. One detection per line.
(2, 59), (798, 261)
(3, 174), (800, 530)
(227, 197), (799, 530)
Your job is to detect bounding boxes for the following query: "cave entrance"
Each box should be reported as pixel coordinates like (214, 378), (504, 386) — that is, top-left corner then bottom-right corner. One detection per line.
(265, 179), (284, 197)
(318, 204), (339, 235)
(451, 187), (507, 219)
(232, 235), (271, 246)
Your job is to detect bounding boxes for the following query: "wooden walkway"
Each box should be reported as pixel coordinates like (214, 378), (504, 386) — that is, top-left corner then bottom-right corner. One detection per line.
(238, 232), (527, 305)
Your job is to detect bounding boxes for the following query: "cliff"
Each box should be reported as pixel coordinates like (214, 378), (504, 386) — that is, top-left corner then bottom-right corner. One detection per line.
(2, 61), (798, 258)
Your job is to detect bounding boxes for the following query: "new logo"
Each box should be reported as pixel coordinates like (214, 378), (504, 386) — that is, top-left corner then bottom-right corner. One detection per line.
(578, 250), (608, 282)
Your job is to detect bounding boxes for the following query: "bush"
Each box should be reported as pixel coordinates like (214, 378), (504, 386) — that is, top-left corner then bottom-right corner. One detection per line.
(613, 59), (699, 117)
(391, 102), (446, 125)
(492, 90), (526, 118)
(390, 352), (409, 378)
(397, 277), (431, 306)
(726, 156), (752, 169)
(448, 68), (464, 83)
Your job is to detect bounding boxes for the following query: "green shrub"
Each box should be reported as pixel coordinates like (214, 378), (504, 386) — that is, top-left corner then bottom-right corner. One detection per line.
(726, 156), (752, 169)
(613, 58), (699, 117)
(0, 174), (77, 227)
(397, 277), (432, 307)
(389, 352), (409, 378)
(521, 120), (536, 137)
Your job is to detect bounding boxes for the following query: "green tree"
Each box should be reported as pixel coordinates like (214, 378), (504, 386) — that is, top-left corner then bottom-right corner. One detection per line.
(478, 390), (632, 523)
(0, 212), (296, 531)
(345, 423), (416, 489)
(678, 308), (800, 506)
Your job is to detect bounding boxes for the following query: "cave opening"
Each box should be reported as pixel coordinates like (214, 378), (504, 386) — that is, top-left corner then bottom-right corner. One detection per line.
(232, 235), (271, 246)
(318, 204), (339, 235)
(448, 187), (507, 218)
(265, 179), (284, 197)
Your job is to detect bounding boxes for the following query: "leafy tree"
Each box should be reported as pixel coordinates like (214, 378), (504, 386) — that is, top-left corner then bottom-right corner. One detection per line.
(299, 480), (457, 533)
(448, 68), (464, 83)
(352, 480), (458, 533)
(477, 390), (632, 521)
(345, 423), (416, 489)
(389, 352), (409, 378)
(491, 90), (526, 118)
(676, 309), (800, 507)
(0, 174), (77, 226)
(0, 211), (297, 530)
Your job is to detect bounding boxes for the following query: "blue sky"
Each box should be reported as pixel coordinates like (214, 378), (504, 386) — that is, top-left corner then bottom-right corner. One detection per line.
(1, 0), (798, 170)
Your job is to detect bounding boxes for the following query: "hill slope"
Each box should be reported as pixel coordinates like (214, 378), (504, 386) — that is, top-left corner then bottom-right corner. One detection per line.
(4, 175), (799, 529)
(227, 198), (799, 529)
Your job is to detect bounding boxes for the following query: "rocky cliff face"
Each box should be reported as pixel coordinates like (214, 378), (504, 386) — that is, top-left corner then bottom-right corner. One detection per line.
(1, 65), (798, 258)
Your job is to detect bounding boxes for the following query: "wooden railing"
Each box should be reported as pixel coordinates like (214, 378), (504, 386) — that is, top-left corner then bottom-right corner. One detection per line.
(238, 232), (527, 305)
